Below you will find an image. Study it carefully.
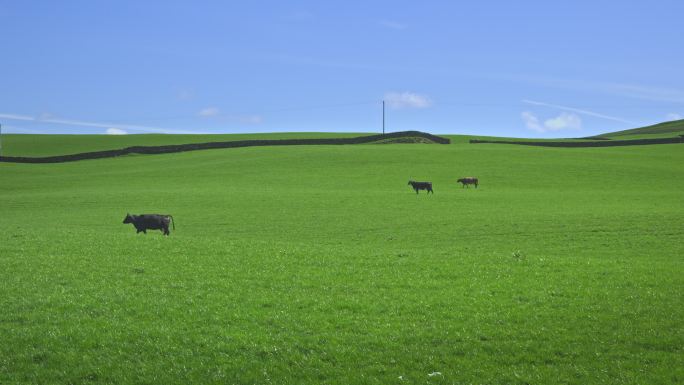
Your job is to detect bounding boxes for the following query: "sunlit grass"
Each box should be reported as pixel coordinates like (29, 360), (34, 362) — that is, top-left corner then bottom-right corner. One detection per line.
(1, 139), (682, 384)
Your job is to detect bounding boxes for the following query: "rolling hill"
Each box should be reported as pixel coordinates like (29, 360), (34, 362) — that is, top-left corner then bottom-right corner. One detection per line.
(596, 118), (684, 139)
(1, 131), (682, 384)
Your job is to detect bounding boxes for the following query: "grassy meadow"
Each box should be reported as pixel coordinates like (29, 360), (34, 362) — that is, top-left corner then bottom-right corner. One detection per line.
(0, 134), (682, 384)
(0, 132), (366, 157)
(601, 119), (684, 139)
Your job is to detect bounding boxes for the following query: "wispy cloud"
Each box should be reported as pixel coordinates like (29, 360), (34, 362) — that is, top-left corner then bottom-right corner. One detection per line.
(521, 111), (542, 132)
(543, 112), (582, 131)
(385, 91), (432, 109)
(0, 124), (44, 134)
(521, 111), (582, 133)
(0, 113), (206, 134)
(197, 107), (262, 124)
(505, 74), (684, 104)
(522, 99), (635, 124)
(0, 113), (35, 121)
(602, 83), (684, 104)
(666, 112), (682, 121)
(198, 107), (220, 117)
(379, 20), (407, 30)
(106, 128), (128, 135)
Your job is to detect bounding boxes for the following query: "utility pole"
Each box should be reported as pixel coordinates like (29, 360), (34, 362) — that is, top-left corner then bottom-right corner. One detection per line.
(382, 100), (385, 135)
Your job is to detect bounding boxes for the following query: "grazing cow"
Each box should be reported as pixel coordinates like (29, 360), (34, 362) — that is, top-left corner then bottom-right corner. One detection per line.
(457, 177), (479, 188)
(408, 180), (434, 194)
(123, 213), (175, 235)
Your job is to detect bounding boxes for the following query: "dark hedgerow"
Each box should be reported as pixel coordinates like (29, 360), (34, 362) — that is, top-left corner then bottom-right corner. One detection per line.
(0, 131), (450, 164)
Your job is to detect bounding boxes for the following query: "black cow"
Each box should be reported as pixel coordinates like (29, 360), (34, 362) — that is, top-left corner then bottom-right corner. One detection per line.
(457, 177), (479, 188)
(408, 180), (433, 194)
(123, 214), (175, 235)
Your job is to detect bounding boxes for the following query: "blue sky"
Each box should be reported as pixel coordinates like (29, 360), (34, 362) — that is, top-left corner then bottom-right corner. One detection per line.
(1, 1), (683, 137)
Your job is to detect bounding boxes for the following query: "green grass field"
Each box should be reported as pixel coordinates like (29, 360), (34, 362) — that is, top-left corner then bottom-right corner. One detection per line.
(1, 134), (682, 384)
(600, 119), (684, 139)
(0, 132), (366, 157)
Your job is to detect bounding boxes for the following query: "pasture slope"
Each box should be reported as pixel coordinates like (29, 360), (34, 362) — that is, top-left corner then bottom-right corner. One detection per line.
(468, 119), (684, 147)
(0, 132), (366, 157)
(0, 131), (449, 163)
(0, 132), (682, 384)
(599, 118), (684, 139)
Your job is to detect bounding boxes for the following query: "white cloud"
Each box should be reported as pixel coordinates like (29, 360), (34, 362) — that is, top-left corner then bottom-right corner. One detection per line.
(41, 117), (203, 134)
(106, 128), (128, 135)
(544, 112), (582, 131)
(521, 111), (582, 133)
(604, 83), (684, 104)
(666, 112), (682, 121)
(0, 113), (206, 134)
(521, 111), (542, 132)
(198, 107), (220, 117)
(2, 109), (262, 133)
(501, 75), (684, 104)
(0, 113), (35, 121)
(0, 124), (44, 134)
(198, 107), (262, 124)
(379, 20), (407, 30)
(385, 91), (432, 109)
(522, 99), (634, 124)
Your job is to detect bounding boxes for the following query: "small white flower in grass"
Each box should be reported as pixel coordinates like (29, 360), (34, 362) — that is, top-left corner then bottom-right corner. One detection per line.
(428, 371), (442, 377)
(398, 375), (404, 380)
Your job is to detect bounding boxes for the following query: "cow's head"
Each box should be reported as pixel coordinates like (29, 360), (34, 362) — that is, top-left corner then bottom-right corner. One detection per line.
(408, 180), (414, 185)
(123, 213), (134, 224)
(457, 178), (464, 183)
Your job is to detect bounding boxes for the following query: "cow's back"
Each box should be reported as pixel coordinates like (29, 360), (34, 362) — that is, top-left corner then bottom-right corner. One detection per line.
(137, 214), (168, 229)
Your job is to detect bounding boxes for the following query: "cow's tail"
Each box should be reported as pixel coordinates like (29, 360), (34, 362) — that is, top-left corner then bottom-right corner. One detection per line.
(168, 215), (175, 230)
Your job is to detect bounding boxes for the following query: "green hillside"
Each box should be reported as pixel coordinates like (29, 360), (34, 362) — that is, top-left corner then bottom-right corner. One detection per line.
(0, 132), (366, 157)
(598, 119), (684, 139)
(1, 137), (682, 384)
(0, 132), (623, 159)
(4, 117), (683, 160)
